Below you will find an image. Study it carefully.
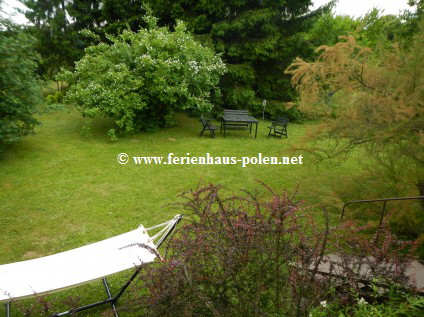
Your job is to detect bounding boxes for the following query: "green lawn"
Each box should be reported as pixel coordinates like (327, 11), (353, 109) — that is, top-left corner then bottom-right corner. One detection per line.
(0, 106), (364, 316)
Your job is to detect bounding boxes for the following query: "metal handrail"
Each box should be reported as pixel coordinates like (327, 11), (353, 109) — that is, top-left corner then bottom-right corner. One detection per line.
(341, 196), (424, 229)
(341, 196), (424, 244)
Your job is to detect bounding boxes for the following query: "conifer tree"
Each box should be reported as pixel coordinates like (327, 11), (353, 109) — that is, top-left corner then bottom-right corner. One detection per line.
(285, 21), (424, 207)
(66, 0), (102, 30)
(20, 0), (79, 77)
(148, 0), (334, 114)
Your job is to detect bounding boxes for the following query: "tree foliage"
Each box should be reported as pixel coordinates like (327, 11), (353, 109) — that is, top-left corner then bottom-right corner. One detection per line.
(359, 10), (404, 48)
(285, 20), (424, 232)
(20, 0), (81, 78)
(59, 14), (226, 137)
(19, 0), (152, 79)
(285, 30), (423, 165)
(99, 0), (146, 34)
(398, 0), (424, 43)
(305, 9), (416, 54)
(0, 14), (42, 150)
(306, 12), (360, 48)
(66, 0), (102, 31)
(147, 0), (334, 115)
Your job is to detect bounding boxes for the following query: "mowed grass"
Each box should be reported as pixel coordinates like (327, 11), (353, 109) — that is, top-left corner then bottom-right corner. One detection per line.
(0, 106), (364, 316)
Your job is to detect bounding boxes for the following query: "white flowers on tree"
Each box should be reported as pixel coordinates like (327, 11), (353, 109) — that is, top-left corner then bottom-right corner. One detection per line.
(58, 12), (226, 139)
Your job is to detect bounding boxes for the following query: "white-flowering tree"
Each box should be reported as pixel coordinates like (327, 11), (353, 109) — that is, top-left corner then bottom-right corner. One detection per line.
(59, 14), (226, 137)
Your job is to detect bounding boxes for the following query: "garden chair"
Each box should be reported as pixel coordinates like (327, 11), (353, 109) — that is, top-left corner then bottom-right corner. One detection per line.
(200, 116), (218, 138)
(0, 215), (183, 317)
(268, 117), (289, 138)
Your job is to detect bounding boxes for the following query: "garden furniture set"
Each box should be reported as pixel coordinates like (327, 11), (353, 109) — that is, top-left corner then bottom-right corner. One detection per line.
(200, 109), (289, 139)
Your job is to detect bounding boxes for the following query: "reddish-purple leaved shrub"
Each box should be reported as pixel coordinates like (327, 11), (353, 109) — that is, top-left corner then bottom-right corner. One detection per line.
(125, 183), (417, 317)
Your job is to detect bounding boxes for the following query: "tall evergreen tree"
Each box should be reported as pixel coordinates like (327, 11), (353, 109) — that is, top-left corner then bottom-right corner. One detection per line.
(100, 0), (146, 34)
(66, 0), (102, 30)
(148, 0), (334, 114)
(19, 0), (149, 78)
(20, 0), (79, 78)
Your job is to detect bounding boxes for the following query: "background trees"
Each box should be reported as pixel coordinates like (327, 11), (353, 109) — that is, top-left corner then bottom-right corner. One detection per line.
(148, 0), (334, 116)
(18, 0), (335, 118)
(17, 0), (420, 117)
(305, 12), (359, 47)
(0, 6), (42, 151)
(20, 0), (81, 78)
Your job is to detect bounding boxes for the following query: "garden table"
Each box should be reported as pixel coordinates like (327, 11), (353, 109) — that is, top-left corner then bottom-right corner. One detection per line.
(221, 113), (259, 138)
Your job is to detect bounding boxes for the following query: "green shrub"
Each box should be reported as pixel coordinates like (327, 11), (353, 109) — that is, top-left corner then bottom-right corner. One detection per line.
(128, 183), (416, 317)
(58, 12), (226, 137)
(45, 91), (64, 105)
(266, 99), (303, 122)
(309, 287), (424, 317)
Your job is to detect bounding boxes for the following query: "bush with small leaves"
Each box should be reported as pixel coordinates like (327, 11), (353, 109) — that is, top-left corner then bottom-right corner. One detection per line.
(59, 12), (226, 137)
(309, 286), (424, 317)
(125, 183), (417, 317)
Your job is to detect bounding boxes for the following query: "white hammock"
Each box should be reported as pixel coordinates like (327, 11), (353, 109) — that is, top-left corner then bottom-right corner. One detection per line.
(0, 214), (182, 316)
